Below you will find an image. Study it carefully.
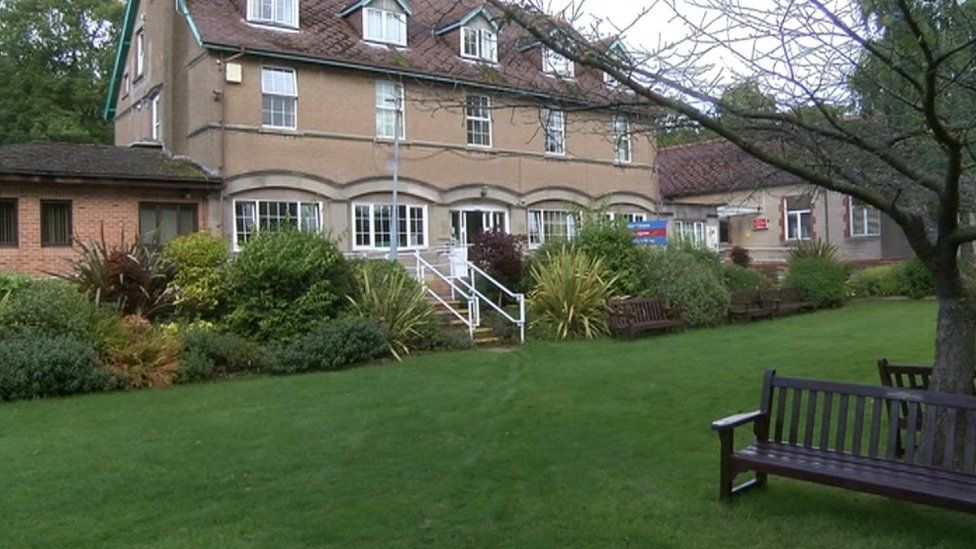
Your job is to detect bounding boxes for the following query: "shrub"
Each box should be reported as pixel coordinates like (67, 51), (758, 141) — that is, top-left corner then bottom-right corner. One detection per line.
(787, 239), (840, 263)
(270, 317), (390, 375)
(0, 279), (96, 339)
(0, 330), (118, 402)
(0, 272), (30, 297)
(224, 229), (352, 342)
(61, 233), (176, 320)
(469, 230), (526, 292)
(177, 327), (267, 383)
(899, 257), (935, 299)
(100, 318), (182, 389)
(848, 264), (906, 297)
(784, 256), (848, 308)
(574, 220), (646, 296)
(528, 248), (614, 340)
(163, 232), (230, 319)
(639, 245), (731, 327)
(722, 264), (772, 293)
(414, 324), (475, 352)
(729, 246), (752, 268)
(348, 260), (434, 359)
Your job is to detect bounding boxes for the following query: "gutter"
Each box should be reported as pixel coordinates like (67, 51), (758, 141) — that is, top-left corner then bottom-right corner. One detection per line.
(0, 171), (222, 188)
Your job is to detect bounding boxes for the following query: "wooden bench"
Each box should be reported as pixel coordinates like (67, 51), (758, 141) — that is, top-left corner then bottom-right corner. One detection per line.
(712, 370), (976, 513)
(607, 297), (684, 340)
(760, 287), (815, 314)
(728, 290), (778, 321)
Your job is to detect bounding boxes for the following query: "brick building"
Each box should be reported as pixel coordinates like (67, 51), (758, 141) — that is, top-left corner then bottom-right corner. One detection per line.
(0, 142), (220, 275)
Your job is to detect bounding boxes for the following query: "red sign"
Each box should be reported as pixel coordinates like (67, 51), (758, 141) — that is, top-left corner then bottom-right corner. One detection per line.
(752, 218), (769, 231)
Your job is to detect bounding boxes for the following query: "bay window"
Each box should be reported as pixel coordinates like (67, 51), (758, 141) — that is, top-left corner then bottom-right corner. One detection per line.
(233, 200), (321, 248)
(528, 209), (576, 247)
(353, 203), (427, 249)
(785, 195), (813, 241)
(850, 198), (881, 237)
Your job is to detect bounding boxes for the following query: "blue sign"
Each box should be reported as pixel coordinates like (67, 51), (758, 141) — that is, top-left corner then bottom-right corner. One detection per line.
(629, 220), (668, 246)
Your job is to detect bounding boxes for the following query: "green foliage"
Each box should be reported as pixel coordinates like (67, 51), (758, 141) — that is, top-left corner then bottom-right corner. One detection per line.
(639, 245), (731, 327)
(785, 257), (848, 308)
(61, 233), (177, 320)
(0, 329), (118, 402)
(528, 249), (614, 340)
(0, 279), (96, 339)
(787, 239), (840, 263)
(848, 264), (906, 297)
(163, 232), (230, 319)
(414, 324), (475, 352)
(347, 260), (434, 360)
(0, 272), (31, 297)
(722, 264), (772, 293)
(178, 327), (267, 383)
(0, 0), (123, 144)
(899, 257), (935, 299)
(270, 317), (390, 375)
(574, 219), (645, 296)
(224, 229), (352, 342)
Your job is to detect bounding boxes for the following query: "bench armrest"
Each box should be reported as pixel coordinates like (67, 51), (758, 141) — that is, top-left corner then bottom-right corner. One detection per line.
(711, 410), (765, 431)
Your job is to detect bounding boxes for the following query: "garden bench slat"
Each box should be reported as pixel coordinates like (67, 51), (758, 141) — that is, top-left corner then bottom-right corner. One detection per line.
(607, 297), (684, 340)
(712, 370), (976, 514)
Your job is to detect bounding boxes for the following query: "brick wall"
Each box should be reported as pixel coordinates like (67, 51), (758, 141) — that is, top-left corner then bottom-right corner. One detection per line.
(0, 181), (210, 276)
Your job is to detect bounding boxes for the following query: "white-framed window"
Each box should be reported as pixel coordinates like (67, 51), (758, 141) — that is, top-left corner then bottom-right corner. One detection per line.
(465, 95), (492, 147)
(352, 203), (427, 250)
(674, 220), (706, 246)
(461, 27), (497, 63)
(850, 198), (881, 237)
(785, 195), (813, 241)
(134, 29), (145, 78)
(375, 80), (404, 139)
(608, 212), (647, 224)
(150, 93), (161, 141)
(612, 115), (631, 163)
(123, 73), (131, 96)
(233, 200), (322, 249)
(528, 209), (577, 247)
(247, 0), (298, 28)
(261, 67), (297, 129)
(543, 48), (574, 78)
(364, 3), (407, 46)
(542, 108), (566, 155)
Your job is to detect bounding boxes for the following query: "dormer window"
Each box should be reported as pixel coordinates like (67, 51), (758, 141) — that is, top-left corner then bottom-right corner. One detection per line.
(461, 26), (497, 63)
(363, 0), (407, 46)
(247, 0), (298, 28)
(543, 48), (574, 78)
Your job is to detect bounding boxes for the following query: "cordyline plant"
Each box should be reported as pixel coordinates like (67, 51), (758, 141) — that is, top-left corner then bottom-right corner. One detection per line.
(528, 247), (616, 340)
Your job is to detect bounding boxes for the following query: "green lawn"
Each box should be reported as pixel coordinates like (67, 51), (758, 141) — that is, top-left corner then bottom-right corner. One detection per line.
(1, 300), (973, 548)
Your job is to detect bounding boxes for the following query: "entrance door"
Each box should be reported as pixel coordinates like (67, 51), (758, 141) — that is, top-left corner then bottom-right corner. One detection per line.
(449, 209), (508, 278)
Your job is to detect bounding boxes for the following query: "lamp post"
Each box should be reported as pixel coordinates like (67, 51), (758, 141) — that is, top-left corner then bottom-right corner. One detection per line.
(388, 91), (402, 261)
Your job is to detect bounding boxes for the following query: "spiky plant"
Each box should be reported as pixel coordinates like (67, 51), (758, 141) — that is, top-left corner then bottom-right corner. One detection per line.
(528, 248), (615, 340)
(787, 239), (840, 263)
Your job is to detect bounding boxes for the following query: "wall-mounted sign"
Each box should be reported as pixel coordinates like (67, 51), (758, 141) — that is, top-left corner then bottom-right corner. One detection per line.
(629, 220), (668, 246)
(752, 218), (770, 231)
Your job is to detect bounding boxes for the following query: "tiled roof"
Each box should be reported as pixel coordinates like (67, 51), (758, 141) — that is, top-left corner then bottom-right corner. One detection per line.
(658, 139), (802, 199)
(0, 142), (218, 183)
(185, 0), (614, 101)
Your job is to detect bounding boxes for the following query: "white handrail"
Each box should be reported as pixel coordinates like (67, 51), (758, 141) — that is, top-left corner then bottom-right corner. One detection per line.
(414, 251), (476, 337)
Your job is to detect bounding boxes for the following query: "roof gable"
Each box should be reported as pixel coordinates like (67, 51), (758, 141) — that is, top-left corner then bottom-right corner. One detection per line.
(340, 0), (414, 17)
(433, 5), (498, 35)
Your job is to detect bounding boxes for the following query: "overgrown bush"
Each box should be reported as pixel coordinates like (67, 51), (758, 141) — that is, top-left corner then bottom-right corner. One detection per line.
(178, 326), (267, 383)
(722, 264), (772, 293)
(0, 272), (30, 297)
(787, 239), (840, 263)
(639, 245), (731, 327)
(224, 229), (352, 342)
(62, 233), (176, 320)
(0, 279), (96, 339)
(528, 248), (614, 340)
(574, 220), (646, 296)
(347, 260), (433, 359)
(0, 330), (119, 402)
(270, 317), (389, 375)
(163, 232), (230, 319)
(899, 257), (935, 299)
(469, 230), (526, 293)
(414, 324), (475, 352)
(100, 317), (182, 389)
(848, 264), (906, 297)
(729, 246), (752, 268)
(784, 256), (848, 308)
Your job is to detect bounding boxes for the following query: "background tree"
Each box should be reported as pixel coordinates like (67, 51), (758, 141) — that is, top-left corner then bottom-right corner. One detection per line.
(0, 0), (122, 145)
(487, 0), (976, 396)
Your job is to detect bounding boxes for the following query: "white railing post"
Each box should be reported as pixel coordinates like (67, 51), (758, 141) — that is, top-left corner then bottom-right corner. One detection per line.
(519, 295), (526, 343)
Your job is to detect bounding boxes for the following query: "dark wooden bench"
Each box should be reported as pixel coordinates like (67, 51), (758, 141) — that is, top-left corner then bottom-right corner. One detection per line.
(761, 287), (815, 314)
(712, 370), (976, 513)
(728, 290), (778, 321)
(607, 297), (684, 340)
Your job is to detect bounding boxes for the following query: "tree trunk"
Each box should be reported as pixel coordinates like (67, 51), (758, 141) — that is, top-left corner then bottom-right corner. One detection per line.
(929, 280), (976, 396)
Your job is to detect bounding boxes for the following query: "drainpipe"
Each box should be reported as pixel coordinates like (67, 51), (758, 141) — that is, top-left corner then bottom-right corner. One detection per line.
(217, 47), (245, 240)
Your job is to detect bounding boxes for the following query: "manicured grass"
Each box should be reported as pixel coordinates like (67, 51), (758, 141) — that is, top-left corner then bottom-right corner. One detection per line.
(1, 300), (973, 547)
